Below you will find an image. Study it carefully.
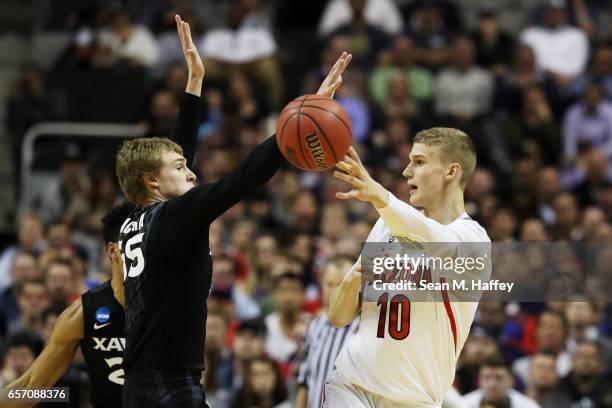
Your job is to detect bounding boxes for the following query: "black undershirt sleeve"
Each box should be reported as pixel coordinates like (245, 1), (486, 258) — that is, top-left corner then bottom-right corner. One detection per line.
(159, 135), (285, 241)
(170, 92), (201, 166)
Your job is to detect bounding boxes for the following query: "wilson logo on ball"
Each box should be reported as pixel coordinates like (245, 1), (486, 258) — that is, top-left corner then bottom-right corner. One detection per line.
(276, 94), (353, 171)
(305, 132), (327, 169)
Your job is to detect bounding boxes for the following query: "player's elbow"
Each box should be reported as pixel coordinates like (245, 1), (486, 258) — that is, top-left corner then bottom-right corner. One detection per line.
(327, 309), (350, 328)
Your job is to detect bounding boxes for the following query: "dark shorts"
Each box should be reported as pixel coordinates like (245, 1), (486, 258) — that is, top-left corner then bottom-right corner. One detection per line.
(122, 370), (209, 408)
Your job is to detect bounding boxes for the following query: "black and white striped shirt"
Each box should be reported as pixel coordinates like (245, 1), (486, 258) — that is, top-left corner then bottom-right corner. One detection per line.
(297, 313), (359, 408)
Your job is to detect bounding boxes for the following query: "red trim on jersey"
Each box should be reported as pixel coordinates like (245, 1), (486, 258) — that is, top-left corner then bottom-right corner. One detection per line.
(440, 277), (457, 351)
(322, 382), (327, 406)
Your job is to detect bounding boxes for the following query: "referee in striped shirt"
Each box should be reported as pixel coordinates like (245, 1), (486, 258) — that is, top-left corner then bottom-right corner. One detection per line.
(296, 256), (359, 408)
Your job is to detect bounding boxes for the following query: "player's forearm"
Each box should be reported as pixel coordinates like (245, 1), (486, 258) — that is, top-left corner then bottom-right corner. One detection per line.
(185, 74), (203, 97)
(328, 275), (361, 327)
(0, 375), (35, 408)
(200, 136), (285, 221)
(377, 193), (449, 242)
(295, 386), (308, 408)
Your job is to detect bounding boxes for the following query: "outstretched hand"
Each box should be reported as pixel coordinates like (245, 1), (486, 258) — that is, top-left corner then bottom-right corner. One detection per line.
(317, 52), (352, 98)
(176, 14), (204, 94)
(334, 147), (389, 209)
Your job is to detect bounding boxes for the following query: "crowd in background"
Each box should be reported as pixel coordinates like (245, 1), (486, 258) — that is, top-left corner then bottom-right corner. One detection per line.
(3, 0), (612, 406)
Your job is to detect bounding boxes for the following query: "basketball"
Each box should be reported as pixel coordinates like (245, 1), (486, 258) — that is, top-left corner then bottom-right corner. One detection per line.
(276, 94), (352, 171)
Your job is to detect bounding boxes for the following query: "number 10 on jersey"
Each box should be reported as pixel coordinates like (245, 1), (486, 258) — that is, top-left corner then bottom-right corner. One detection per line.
(377, 292), (411, 340)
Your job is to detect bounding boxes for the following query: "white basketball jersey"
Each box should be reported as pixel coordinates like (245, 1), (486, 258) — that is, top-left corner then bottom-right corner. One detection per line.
(334, 195), (491, 407)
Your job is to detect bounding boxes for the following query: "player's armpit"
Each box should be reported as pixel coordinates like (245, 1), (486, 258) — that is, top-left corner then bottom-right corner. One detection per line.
(0, 301), (83, 407)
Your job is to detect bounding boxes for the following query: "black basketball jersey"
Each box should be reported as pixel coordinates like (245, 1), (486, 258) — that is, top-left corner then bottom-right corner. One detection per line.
(80, 281), (125, 408)
(118, 136), (284, 373)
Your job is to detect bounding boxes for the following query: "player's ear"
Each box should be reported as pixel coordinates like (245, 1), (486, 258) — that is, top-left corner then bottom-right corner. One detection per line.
(107, 242), (120, 260)
(143, 172), (160, 190)
(446, 163), (461, 181)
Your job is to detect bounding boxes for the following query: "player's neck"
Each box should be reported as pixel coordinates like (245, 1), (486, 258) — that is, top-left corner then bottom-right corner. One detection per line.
(423, 191), (465, 224)
(110, 265), (125, 306)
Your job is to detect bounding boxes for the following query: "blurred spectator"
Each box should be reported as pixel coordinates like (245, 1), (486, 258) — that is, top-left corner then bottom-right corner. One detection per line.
(334, 69), (371, 143)
(44, 258), (81, 305)
(571, 150), (612, 207)
(435, 36), (493, 123)
(227, 72), (269, 125)
(231, 319), (266, 391)
(10, 280), (50, 336)
(318, 0), (402, 37)
(571, 43), (612, 102)
(0, 330), (43, 387)
(525, 351), (570, 407)
(457, 0), (537, 35)
(38, 220), (88, 269)
(471, 5), (515, 76)
(200, 0), (281, 108)
(565, 294), (612, 366)
(455, 326), (502, 394)
(212, 253), (261, 321)
(0, 212), (44, 292)
(489, 208), (517, 242)
(231, 355), (290, 408)
(509, 158), (540, 220)
(580, 207), (606, 242)
(562, 82), (612, 187)
(558, 341), (612, 406)
(371, 73), (420, 130)
(405, 1), (455, 68)
(324, 0), (392, 71)
(369, 35), (434, 107)
(203, 310), (233, 408)
(494, 45), (562, 116)
(97, 3), (159, 67)
(264, 273), (309, 367)
(0, 251), (41, 325)
(200, 0), (276, 63)
(41, 303), (66, 345)
(536, 167), (562, 225)
(462, 354), (540, 408)
(500, 86), (561, 165)
(146, 89), (179, 137)
(520, 0), (588, 82)
(33, 143), (90, 225)
(513, 310), (572, 386)
(520, 219), (550, 242)
(6, 62), (69, 142)
(552, 192), (581, 240)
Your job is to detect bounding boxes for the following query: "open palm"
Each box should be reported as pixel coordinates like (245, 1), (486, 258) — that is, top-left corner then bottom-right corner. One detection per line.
(175, 14), (205, 79)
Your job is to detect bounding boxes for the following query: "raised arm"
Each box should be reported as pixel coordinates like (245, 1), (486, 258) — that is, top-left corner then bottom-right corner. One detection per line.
(0, 301), (83, 408)
(170, 15), (205, 165)
(159, 52), (353, 232)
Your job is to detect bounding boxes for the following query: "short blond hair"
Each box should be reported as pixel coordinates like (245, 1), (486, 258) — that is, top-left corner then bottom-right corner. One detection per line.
(413, 127), (476, 187)
(115, 137), (183, 205)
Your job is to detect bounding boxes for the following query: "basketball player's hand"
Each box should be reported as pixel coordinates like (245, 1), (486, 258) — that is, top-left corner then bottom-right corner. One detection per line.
(176, 14), (205, 95)
(334, 147), (389, 209)
(317, 52), (352, 98)
(345, 262), (368, 284)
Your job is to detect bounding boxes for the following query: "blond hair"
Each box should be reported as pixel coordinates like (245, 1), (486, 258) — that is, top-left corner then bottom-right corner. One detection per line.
(413, 127), (476, 187)
(115, 137), (183, 205)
